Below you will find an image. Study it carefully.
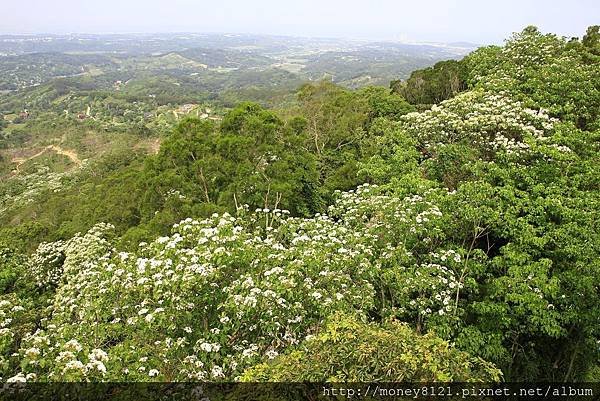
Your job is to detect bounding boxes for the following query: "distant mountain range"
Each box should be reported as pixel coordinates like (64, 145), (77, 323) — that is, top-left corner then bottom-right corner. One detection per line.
(0, 33), (477, 57)
(0, 33), (479, 91)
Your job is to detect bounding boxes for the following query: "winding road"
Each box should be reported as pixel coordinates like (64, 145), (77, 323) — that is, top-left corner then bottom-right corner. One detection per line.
(11, 145), (82, 173)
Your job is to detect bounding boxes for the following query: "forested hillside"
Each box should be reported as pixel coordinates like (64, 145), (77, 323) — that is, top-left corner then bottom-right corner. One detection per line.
(1, 26), (599, 383)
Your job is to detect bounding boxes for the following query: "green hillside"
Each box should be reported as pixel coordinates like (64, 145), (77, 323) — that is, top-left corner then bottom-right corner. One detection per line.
(1, 26), (599, 384)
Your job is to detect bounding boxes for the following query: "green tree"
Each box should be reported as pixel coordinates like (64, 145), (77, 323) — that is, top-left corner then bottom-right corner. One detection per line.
(392, 59), (468, 105)
(242, 314), (502, 382)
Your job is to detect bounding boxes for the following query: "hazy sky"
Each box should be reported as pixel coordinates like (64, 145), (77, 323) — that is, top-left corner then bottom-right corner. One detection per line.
(2, 0), (598, 43)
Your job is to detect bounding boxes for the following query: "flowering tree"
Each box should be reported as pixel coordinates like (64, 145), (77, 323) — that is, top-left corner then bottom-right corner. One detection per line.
(1, 25), (599, 383)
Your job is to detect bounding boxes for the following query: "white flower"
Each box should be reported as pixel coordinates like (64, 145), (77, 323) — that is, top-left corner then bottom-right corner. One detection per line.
(311, 291), (322, 300)
(64, 339), (83, 352)
(87, 360), (107, 374)
(266, 349), (279, 359)
(242, 345), (258, 358)
(149, 369), (160, 377)
(25, 347), (41, 359)
(64, 360), (85, 371)
(199, 342), (213, 352)
(88, 348), (108, 362)
(211, 365), (224, 378)
(55, 351), (75, 362)
(7, 373), (27, 383)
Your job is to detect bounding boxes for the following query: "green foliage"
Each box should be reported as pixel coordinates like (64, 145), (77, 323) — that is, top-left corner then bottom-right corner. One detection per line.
(358, 117), (419, 185)
(145, 103), (322, 221)
(582, 25), (600, 58)
(391, 59), (468, 105)
(466, 26), (600, 131)
(0, 247), (27, 294)
(461, 45), (503, 87)
(241, 314), (502, 382)
(1, 25), (600, 384)
(358, 26), (600, 381)
(296, 81), (414, 199)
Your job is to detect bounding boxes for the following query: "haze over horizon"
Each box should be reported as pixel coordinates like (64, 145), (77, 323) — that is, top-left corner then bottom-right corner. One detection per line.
(3, 0), (599, 44)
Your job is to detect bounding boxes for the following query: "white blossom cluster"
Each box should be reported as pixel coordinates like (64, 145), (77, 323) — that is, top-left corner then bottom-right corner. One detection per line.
(400, 89), (567, 158)
(329, 185), (466, 321)
(26, 222), (115, 289)
(0, 295), (27, 380)
(27, 241), (67, 289)
(5, 184), (473, 382)
(0, 162), (88, 216)
(500, 30), (563, 75)
(468, 28), (563, 89)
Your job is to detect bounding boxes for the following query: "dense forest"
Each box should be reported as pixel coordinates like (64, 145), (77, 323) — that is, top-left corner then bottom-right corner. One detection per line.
(1, 25), (599, 385)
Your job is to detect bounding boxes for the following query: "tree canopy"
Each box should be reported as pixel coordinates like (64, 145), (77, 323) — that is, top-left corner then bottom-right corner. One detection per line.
(1, 26), (599, 384)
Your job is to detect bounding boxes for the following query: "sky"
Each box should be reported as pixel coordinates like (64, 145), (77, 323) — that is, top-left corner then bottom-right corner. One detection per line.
(2, 0), (599, 44)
